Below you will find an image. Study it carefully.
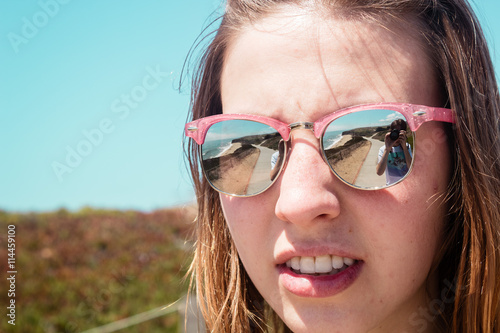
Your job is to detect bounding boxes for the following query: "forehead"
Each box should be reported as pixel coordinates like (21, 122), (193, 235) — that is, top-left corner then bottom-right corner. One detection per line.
(220, 8), (441, 122)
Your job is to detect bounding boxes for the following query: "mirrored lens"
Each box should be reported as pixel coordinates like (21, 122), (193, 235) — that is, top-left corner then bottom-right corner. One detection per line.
(322, 109), (414, 189)
(201, 120), (285, 196)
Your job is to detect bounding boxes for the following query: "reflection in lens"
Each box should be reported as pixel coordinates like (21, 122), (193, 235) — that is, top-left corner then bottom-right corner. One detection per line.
(201, 120), (284, 195)
(322, 109), (414, 189)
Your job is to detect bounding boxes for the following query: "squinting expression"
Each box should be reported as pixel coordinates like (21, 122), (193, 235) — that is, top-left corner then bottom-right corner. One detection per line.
(219, 9), (451, 333)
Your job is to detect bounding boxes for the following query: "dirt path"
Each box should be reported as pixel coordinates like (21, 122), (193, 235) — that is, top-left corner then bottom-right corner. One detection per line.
(354, 137), (386, 188)
(246, 146), (277, 194)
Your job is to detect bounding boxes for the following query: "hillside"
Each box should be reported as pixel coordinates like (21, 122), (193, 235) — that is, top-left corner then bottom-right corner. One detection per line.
(0, 206), (197, 333)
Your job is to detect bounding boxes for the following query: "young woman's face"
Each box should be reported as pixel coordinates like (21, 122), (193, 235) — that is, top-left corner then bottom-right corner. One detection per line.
(219, 9), (451, 333)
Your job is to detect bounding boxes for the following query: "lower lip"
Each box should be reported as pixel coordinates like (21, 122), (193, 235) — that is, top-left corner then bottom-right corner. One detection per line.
(278, 261), (363, 298)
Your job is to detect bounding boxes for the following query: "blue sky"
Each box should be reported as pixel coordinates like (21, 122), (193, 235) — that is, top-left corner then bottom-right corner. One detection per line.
(1, 1), (499, 212)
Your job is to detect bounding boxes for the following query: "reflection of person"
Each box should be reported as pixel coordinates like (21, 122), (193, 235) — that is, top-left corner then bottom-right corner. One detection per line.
(184, 1), (500, 332)
(376, 119), (413, 184)
(270, 139), (285, 181)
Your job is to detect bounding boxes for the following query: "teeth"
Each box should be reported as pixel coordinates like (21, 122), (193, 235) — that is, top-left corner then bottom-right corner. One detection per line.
(285, 255), (357, 275)
(332, 256), (344, 269)
(344, 257), (355, 266)
(290, 257), (300, 270)
(315, 255), (333, 273)
(300, 257), (315, 274)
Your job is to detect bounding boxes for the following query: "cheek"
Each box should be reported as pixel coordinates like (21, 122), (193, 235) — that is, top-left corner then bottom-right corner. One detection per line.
(394, 127), (450, 261)
(220, 194), (268, 231)
(407, 126), (451, 228)
(355, 184), (446, 309)
(219, 194), (276, 260)
(411, 124), (453, 192)
(219, 194), (283, 295)
(359, 123), (452, 280)
(362, 186), (444, 260)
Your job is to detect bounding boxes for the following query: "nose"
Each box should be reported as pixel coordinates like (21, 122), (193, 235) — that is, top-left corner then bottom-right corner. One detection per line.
(275, 130), (341, 225)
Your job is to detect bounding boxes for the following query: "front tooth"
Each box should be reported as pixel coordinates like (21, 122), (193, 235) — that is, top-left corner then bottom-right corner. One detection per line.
(286, 260), (292, 267)
(332, 256), (344, 269)
(291, 257), (300, 270)
(315, 255), (332, 273)
(300, 257), (315, 274)
(344, 257), (355, 266)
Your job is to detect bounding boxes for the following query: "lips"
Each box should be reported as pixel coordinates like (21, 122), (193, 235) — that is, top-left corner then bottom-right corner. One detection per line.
(277, 252), (363, 298)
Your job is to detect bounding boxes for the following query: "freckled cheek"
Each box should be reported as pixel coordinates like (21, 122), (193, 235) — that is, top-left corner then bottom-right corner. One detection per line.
(365, 170), (445, 265)
(388, 182), (446, 270)
(220, 196), (248, 235)
(219, 195), (279, 291)
(393, 174), (446, 238)
(412, 124), (453, 189)
(219, 195), (274, 248)
(369, 206), (442, 295)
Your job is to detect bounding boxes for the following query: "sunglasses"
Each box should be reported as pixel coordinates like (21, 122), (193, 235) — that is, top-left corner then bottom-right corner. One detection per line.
(185, 103), (455, 196)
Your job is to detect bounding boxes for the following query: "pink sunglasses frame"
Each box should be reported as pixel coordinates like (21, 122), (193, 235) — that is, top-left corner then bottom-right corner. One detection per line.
(185, 103), (455, 145)
(185, 102), (455, 194)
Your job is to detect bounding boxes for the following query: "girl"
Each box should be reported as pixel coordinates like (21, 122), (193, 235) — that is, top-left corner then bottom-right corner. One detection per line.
(184, 0), (500, 331)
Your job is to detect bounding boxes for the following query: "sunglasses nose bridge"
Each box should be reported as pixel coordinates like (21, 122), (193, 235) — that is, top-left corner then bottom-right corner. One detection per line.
(289, 121), (315, 133)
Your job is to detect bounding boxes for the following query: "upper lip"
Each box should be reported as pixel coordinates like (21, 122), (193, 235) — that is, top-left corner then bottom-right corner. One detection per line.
(275, 244), (361, 265)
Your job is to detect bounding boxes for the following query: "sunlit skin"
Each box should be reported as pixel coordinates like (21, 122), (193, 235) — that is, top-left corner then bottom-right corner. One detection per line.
(219, 8), (451, 333)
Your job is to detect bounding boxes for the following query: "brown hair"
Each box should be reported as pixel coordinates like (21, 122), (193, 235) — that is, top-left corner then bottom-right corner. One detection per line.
(390, 119), (408, 131)
(184, 1), (500, 331)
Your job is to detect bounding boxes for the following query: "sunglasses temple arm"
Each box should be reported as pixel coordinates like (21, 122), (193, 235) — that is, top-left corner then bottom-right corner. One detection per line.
(410, 107), (455, 132)
(431, 107), (456, 124)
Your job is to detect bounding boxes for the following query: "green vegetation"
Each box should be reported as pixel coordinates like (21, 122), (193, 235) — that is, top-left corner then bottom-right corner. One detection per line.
(0, 207), (197, 333)
(342, 126), (388, 139)
(233, 132), (281, 149)
(342, 126), (414, 146)
(371, 130), (387, 142)
(324, 136), (368, 162)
